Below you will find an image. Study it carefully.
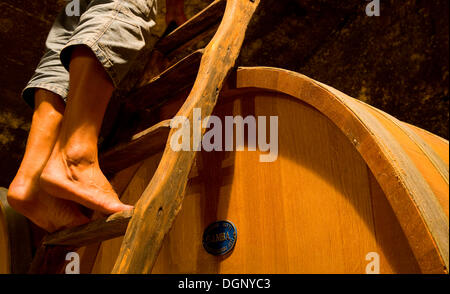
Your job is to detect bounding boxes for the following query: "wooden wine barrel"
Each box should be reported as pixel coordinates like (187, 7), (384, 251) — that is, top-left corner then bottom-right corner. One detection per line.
(81, 67), (448, 274)
(0, 188), (10, 274)
(0, 187), (33, 274)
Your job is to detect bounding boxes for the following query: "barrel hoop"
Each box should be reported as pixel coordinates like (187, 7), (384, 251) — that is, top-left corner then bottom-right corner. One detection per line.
(354, 99), (449, 185)
(319, 84), (449, 271)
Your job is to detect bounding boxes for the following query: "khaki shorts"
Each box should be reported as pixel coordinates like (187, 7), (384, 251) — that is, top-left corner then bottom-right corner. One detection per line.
(22, 0), (167, 108)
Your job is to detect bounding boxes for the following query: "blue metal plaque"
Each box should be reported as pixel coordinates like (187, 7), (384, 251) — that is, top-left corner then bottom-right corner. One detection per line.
(202, 220), (237, 256)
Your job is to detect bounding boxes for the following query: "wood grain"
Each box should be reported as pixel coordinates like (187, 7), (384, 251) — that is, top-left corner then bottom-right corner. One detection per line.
(150, 93), (381, 273)
(368, 171), (422, 273)
(0, 187), (33, 274)
(111, 0), (261, 274)
(0, 189), (11, 274)
(354, 101), (449, 217)
(405, 122), (449, 166)
(55, 66), (448, 274)
(91, 152), (164, 273)
(155, 0), (227, 54)
(357, 100), (448, 186)
(234, 66), (449, 273)
(129, 49), (204, 110)
(28, 245), (74, 274)
(166, 23), (219, 66)
(43, 210), (133, 247)
(92, 91), (422, 274)
(100, 120), (171, 174)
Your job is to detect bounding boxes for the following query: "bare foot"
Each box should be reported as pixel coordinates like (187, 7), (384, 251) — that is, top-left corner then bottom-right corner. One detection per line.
(8, 174), (89, 233)
(40, 145), (133, 215)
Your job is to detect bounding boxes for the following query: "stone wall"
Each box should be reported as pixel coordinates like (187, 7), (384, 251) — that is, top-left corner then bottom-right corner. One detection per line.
(239, 0), (448, 138)
(0, 0), (448, 188)
(0, 0), (66, 188)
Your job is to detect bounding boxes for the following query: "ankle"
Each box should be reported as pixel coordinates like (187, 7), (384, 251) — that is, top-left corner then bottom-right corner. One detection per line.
(61, 141), (99, 167)
(40, 142), (100, 190)
(13, 167), (40, 184)
(7, 179), (37, 211)
(33, 105), (63, 124)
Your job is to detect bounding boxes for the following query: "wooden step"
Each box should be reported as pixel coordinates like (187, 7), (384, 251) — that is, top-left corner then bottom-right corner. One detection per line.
(155, 0), (226, 54)
(128, 49), (204, 110)
(28, 210), (133, 273)
(43, 210), (133, 247)
(99, 120), (171, 175)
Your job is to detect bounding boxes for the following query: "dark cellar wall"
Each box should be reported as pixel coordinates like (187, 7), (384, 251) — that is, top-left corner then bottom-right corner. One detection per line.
(239, 0), (449, 139)
(0, 0), (448, 188)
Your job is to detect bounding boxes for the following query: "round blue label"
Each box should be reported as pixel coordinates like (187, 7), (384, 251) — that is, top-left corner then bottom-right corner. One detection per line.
(202, 220), (237, 256)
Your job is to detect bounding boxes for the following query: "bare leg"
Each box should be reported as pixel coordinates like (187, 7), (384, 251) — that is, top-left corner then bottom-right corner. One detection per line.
(8, 89), (89, 233)
(40, 46), (133, 214)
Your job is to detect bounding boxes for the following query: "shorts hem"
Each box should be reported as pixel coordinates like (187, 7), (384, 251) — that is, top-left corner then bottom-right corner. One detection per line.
(60, 39), (120, 88)
(22, 83), (68, 109)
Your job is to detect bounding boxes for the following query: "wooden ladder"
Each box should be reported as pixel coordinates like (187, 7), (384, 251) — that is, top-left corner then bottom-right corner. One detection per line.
(28, 0), (260, 274)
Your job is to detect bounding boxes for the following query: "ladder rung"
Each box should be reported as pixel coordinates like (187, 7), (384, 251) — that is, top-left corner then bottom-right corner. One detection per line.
(43, 210), (133, 247)
(99, 119), (170, 174)
(155, 0), (226, 54)
(129, 49), (204, 110)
